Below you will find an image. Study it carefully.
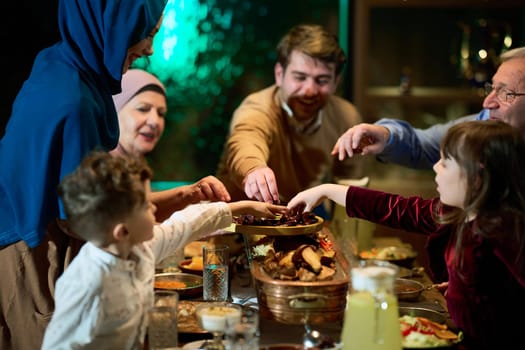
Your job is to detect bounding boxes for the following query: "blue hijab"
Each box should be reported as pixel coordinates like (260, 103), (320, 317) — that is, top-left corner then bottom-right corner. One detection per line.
(0, 0), (166, 248)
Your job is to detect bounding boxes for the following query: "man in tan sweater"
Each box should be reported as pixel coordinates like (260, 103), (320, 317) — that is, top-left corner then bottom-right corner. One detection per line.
(216, 24), (363, 216)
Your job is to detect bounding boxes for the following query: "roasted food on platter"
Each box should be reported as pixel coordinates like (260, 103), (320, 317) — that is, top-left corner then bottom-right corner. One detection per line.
(250, 232), (336, 282)
(251, 230), (349, 325)
(400, 315), (462, 348)
(232, 208), (324, 236)
(233, 210), (318, 227)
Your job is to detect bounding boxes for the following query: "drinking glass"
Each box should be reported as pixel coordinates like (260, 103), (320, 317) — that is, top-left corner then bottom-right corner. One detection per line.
(148, 290), (179, 350)
(196, 302), (242, 350)
(203, 244), (230, 301)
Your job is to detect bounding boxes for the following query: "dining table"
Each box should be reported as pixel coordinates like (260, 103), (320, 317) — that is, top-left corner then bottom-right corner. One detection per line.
(173, 227), (470, 350)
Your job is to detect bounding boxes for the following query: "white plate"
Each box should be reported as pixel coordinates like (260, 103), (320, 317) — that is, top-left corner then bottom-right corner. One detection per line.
(182, 339), (226, 350)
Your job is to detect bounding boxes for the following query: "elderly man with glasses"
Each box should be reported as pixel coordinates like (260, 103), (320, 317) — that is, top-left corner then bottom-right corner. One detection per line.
(332, 46), (525, 169)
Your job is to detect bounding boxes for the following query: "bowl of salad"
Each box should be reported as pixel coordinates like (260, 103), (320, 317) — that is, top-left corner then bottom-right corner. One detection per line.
(359, 245), (417, 268)
(398, 307), (462, 348)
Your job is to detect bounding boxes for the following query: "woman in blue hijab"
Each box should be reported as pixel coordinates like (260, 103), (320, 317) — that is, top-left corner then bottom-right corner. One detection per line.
(0, 1), (167, 348)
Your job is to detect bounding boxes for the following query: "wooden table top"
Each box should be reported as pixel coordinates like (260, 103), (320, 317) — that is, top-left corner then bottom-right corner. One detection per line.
(176, 228), (472, 349)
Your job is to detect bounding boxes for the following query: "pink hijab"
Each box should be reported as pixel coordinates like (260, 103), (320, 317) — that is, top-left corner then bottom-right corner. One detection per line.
(112, 69), (166, 112)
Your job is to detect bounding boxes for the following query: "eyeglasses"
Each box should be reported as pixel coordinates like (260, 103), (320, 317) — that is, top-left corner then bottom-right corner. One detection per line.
(484, 82), (525, 103)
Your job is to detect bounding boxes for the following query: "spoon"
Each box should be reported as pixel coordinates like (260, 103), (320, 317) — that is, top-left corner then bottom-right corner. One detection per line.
(303, 324), (323, 349)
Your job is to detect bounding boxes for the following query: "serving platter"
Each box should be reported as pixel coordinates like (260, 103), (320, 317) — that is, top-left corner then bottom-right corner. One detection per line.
(399, 307), (462, 349)
(395, 278), (425, 301)
(249, 229), (350, 325)
(178, 300), (208, 334)
(231, 215), (324, 236)
(259, 344), (304, 350)
(183, 339), (225, 350)
(178, 258), (203, 275)
(154, 272), (203, 298)
(399, 307), (447, 324)
(358, 245), (417, 268)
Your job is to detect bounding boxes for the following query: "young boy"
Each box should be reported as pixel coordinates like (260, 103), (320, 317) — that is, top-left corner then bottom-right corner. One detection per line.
(42, 151), (287, 349)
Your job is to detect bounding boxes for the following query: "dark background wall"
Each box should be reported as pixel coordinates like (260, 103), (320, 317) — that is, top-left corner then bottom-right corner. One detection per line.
(1, 1), (60, 136)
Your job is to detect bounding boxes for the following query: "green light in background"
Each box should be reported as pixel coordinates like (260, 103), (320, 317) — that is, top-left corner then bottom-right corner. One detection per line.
(149, 0), (207, 80)
(134, 0), (244, 107)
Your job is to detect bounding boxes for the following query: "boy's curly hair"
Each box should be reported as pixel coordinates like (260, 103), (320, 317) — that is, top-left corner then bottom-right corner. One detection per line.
(58, 151), (153, 243)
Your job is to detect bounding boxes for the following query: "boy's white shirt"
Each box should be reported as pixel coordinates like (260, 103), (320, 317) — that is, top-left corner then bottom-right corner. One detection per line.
(42, 202), (232, 350)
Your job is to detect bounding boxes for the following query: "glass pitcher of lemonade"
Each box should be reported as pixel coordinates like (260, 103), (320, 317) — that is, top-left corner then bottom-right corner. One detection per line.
(341, 260), (401, 350)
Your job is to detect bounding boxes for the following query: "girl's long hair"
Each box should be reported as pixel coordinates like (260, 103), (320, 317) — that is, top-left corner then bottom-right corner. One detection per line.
(436, 120), (525, 272)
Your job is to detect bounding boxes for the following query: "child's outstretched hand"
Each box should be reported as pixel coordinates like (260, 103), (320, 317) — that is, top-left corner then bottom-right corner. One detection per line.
(288, 184), (348, 213)
(230, 200), (288, 218)
(287, 185), (327, 213)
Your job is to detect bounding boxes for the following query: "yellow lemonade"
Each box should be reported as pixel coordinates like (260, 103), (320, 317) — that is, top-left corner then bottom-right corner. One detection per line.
(342, 291), (401, 350)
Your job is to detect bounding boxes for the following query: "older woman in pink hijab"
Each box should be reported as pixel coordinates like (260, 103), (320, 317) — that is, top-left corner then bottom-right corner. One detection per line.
(112, 69), (230, 221)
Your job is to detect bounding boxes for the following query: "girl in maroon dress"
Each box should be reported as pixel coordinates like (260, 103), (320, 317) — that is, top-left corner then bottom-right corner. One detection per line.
(288, 120), (525, 349)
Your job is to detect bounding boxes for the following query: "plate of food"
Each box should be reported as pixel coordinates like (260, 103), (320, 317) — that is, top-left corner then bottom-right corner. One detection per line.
(179, 256), (203, 275)
(177, 300), (208, 334)
(231, 212), (324, 236)
(154, 272), (203, 298)
(399, 307), (462, 349)
(359, 245), (417, 268)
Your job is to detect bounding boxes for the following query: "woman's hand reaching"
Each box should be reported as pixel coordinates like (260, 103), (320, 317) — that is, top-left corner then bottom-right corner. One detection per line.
(192, 175), (231, 203)
(150, 175), (231, 222)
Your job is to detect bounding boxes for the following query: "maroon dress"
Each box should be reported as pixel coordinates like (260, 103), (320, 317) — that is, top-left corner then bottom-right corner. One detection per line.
(345, 186), (525, 349)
